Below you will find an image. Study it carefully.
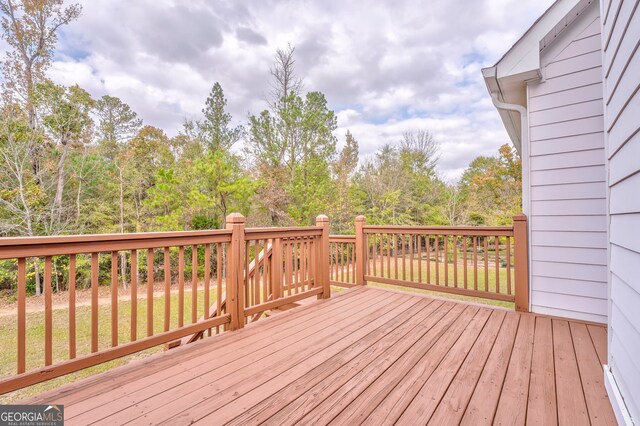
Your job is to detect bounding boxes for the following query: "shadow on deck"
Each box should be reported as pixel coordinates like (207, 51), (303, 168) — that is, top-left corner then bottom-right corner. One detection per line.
(22, 286), (615, 425)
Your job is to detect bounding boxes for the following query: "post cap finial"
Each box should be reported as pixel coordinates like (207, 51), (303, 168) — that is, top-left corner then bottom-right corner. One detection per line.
(315, 214), (329, 223)
(226, 213), (246, 224)
(513, 213), (527, 221)
(355, 215), (366, 223)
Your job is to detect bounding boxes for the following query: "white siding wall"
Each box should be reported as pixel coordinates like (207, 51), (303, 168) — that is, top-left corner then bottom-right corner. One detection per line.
(602, 0), (640, 421)
(526, 10), (609, 323)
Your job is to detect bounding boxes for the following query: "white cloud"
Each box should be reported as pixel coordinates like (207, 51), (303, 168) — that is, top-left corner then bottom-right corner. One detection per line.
(22, 0), (554, 179)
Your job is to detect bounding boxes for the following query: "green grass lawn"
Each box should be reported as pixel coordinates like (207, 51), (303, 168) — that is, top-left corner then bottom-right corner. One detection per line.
(0, 288), (217, 403)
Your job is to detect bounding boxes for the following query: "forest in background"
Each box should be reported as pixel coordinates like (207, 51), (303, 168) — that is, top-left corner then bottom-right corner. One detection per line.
(0, 1), (521, 294)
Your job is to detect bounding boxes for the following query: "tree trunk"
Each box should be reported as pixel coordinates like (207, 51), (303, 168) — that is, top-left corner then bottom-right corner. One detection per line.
(53, 142), (70, 230)
(119, 167), (128, 288)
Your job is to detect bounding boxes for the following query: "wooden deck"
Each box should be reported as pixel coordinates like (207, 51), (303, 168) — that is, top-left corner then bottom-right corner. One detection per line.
(22, 286), (615, 425)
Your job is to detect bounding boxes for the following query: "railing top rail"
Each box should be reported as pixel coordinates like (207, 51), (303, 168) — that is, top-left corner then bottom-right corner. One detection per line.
(362, 225), (514, 236)
(244, 226), (323, 240)
(0, 229), (233, 247)
(0, 230), (233, 259)
(329, 235), (356, 241)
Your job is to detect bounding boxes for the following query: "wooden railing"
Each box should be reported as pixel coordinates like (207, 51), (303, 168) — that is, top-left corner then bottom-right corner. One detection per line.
(328, 235), (356, 288)
(0, 214), (331, 394)
(0, 213), (527, 394)
(328, 214), (529, 310)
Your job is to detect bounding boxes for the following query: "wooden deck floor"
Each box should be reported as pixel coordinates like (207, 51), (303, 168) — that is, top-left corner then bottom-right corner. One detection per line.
(23, 286), (615, 425)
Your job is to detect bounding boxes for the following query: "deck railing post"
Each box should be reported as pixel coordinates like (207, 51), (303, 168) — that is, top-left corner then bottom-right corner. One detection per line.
(355, 216), (366, 286)
(513, 213), (529, 312)
(316, 215), (331, 299)
(226, 213), (246, 329)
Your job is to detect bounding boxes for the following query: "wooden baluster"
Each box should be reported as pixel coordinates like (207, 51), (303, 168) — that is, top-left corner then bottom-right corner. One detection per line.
(178, 246), (185, 327)
(17, 258), (26, 373)
(295, 238), (304, 293)
(473, 236), (478, 291)
(401, 234), (406, 280)
(329, 243), (333, 282)
(394, 235), (399, 279)
(44, 256), (53, 365)
(372, 234), (377, 278)
(294, 239), (299, 293)
(495, 236), (500, 294)
(351, 241), (356, 284)
(216, 243), (223, 333)
(146, 249), (153, 337)
(92, 252), (100, 351)
(417, 235), (422, 284)
(69, 255), (76, 359)
(285, 240), (293, 296)
(386, 234), (391, 279)
(163, 247), (170, 332)
(262, 240), (269, 301)
(112, 251), (119, 346)
(463, 237), (468, 290)
(204, 243), (211, 335)
(444, 235), (449, 287)
(192, 245), (198, 323)
(379, 234), (384, 279)
(427, 236), (431, 284)
(453, 236), (458, 288)
(435, 235), (440, 285)
(245, 241), (251, 307)
(256, 240), (262, 302)
(300, 239), (306, 291)
(484, 237), (489, 292)
(340, 243), (345, 284)
(506, 236), (512, 295)
(309, 237), (318, 289)
(272, 239), (283, 300)
(409, 234), (414, 282)
(131, 250), (137, 341)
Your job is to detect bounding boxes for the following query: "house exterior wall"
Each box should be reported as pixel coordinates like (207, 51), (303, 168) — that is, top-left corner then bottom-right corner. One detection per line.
(525, 8), (609, 323)
(601, 0), (640, 422)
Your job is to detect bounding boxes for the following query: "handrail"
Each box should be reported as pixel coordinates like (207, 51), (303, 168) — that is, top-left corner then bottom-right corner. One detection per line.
(363, 225), (513, 236)
(0, 230), (233, 259)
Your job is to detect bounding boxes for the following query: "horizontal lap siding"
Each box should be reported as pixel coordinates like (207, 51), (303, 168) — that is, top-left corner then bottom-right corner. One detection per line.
(603, 0), (640, 421)
(527, 12), (608, 323)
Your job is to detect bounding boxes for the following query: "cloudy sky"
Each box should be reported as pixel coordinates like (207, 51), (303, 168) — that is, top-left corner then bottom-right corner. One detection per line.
(44, 0), (553, 180)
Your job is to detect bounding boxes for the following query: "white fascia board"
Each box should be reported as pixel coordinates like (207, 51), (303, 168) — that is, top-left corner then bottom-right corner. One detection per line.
(495, 0), (582, 81)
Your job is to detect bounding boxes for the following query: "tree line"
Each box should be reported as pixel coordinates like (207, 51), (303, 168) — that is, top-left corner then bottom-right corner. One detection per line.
(0, 1), (521, 294)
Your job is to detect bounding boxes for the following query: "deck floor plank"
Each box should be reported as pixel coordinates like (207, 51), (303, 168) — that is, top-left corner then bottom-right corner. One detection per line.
(587, 324), (608, 365)
(74, 291), (411, 424)
(65, 288), (385, 421)
(216, 299), (448, 426)
(224, 300), (451, 426)
(360, 304), (480, 425)
(427, 309), (506, 425)
(570, 322), (617, 425)
(394, 308), (492, 425)
(459, 311), (520, 426)
(293, 303), (468, 426)
(553, 319), (590, 426)
(26, 286), (369, 407)
(493, 313), (535, 426)
(14, 286), (614, 426)
(526, 316), (558, 425)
